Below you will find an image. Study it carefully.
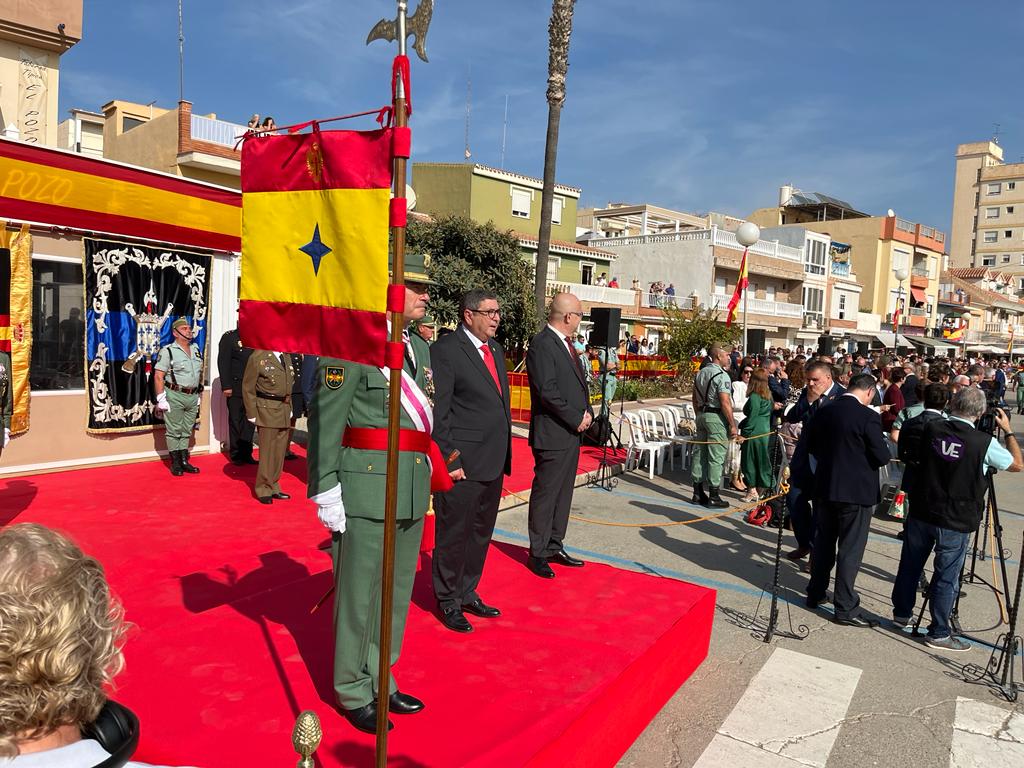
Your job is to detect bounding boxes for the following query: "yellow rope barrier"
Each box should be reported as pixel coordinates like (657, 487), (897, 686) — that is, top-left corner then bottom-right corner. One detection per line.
(568, 488), (789, 529)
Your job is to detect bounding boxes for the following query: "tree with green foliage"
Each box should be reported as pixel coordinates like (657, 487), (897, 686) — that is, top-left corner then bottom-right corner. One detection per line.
(661, 304), (741, 390)
(407, 215), (538, 354)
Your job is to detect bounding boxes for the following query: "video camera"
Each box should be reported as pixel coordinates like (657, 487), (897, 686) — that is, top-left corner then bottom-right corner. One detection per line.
(977, 388), (1006, 435)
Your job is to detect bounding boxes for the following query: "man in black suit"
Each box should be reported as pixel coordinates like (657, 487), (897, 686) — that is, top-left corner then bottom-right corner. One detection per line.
(430, 289), (512, 632)
(217, 328), (256, 465)
(524, 292), (593, 578)
(805, 373), (891, 626)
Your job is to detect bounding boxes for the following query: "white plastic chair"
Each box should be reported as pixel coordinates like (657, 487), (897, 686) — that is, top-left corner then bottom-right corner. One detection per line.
(638, 409), (675, 470)
(623, 412), (670, 479)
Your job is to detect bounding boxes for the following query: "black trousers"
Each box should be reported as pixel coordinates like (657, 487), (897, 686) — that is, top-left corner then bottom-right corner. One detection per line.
(432, 475), (503, 611)
(226, 396), (255, 459)
(527, 445), (580, 558)
(807, 500), (873, 620)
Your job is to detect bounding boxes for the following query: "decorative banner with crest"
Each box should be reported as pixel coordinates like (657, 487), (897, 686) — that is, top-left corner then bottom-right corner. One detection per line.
(84, 238), (210, 433)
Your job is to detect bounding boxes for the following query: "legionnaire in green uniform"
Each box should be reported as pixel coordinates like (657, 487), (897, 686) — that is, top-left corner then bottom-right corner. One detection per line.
(690, 343), (738, 508)
(307, 273), (441, 734)
(242, 350), (295, 504)
(0, 350), (11, 458)
(154, 318), (204, 477)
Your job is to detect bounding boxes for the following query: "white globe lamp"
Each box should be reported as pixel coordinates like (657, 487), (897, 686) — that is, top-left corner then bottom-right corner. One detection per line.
(736, 222), (760, 248)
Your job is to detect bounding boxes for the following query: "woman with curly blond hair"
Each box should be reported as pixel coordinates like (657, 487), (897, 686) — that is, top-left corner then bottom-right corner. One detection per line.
(0, 524), (187, 766)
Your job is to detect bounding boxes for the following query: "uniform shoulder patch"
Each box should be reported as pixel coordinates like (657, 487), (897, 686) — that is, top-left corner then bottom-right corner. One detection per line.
(325, 366), (345, 390)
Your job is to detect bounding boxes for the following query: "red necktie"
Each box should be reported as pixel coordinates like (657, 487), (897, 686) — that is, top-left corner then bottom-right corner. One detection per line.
(480, 344), (502, 395)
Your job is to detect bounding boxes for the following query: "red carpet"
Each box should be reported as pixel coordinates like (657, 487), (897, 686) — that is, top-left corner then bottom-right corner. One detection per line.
(1, 442), (712, 767)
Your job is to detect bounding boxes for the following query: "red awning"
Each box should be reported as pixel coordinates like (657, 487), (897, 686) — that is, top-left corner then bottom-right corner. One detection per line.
(910, 287), (928, 304)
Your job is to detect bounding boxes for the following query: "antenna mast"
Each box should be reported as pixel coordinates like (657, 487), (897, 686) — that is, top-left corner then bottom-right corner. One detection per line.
(500, 94), (509, 168)
(464, 71), (472, 159)
(177, 0), (185, 103)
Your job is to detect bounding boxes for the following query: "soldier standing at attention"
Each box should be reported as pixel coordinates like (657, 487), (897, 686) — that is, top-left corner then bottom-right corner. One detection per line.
(154, 318), (203, 477)
(690, 342), (738, 508)
(307, 272), (448, 734)
(243, 350), (294, 504)
(217, 328), (256, 465)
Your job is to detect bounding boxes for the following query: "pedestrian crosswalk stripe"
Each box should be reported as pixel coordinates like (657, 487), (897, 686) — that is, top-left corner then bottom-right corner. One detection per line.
(692, 647), (861, 768)
(950, 696), (1024, 767)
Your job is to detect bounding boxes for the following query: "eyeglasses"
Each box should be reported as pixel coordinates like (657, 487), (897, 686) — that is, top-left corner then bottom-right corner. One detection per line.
(742, 370), (753, 375)
(469, 308), (502, 318)
(566, 311), (584, 318)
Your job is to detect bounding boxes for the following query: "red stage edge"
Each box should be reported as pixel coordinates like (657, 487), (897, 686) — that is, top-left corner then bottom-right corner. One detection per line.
(523, 590), (716, 768)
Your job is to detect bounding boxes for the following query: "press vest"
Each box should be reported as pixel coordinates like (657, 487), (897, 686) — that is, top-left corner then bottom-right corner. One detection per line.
(912, 419), (991, 533)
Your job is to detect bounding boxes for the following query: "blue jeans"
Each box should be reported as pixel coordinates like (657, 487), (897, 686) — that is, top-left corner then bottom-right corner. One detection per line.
(891, 518), (970, 639)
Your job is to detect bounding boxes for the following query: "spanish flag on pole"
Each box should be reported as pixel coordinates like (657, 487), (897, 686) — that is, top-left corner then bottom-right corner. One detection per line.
(726, 248), (749, 327)
(239, 128), (393, 367)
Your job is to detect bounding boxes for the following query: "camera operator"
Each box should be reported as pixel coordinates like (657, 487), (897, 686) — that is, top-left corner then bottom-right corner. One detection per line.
(891, 387), (1023, 651)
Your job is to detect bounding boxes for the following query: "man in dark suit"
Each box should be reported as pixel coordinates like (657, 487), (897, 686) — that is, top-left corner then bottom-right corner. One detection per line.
(805, 373), (891, 626)
(783, 361), (845, 560)
(430, 289), (513, 632)
(217, 328), (256, 465)
(524, 292), (593, 578)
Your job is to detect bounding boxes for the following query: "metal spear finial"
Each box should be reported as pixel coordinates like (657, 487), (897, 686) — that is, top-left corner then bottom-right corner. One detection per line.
(366, 0), (433, 62)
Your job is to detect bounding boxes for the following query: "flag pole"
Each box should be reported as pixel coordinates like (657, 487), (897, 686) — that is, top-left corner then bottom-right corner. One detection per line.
(376, 1), (410, 762)
(741, 246), (749, 356)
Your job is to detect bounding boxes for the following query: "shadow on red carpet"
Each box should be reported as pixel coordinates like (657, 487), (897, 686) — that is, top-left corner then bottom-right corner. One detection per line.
(1, 439), (712, 768)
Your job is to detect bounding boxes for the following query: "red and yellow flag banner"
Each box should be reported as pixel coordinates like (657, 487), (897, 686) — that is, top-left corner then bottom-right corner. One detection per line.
(0, 137), (240, 251)
(945, 323), (964, 341)
(726, 247), (749, 326)
(1, 223), (32, 434)
(239, 129), (392, 366)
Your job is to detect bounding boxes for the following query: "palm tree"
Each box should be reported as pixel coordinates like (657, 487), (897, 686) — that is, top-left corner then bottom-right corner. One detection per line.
(533, 0), (577, 317)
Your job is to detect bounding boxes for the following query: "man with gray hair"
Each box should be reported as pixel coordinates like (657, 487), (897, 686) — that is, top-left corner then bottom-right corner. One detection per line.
(891, 387), (1022, 651)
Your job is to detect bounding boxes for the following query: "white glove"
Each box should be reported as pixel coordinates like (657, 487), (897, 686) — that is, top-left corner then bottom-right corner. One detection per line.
(247, 417), (256, 424)
(3, 428), (9, 448)
(311, 484), (346, 533)
(156, 391), (171, 412)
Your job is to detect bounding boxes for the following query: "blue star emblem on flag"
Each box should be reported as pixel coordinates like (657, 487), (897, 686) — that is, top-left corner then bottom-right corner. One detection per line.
(299, 223), (332, 276)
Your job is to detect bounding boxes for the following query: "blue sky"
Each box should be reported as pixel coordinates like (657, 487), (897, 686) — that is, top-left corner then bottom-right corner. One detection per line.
(60, 1), (1024, 234)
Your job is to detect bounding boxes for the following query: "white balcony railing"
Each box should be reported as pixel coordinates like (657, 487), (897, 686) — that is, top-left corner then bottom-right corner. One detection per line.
(746, 298), (804, 318)
(585, 226), (804, 263)
(190, 114), (248, 148)
(563, 283), (636, 305)
(985, 322), (1010, 334)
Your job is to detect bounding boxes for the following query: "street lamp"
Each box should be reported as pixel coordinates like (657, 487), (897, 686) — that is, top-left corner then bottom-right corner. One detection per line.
(893, 266), (909, 351)
(736, 221), (760, 355)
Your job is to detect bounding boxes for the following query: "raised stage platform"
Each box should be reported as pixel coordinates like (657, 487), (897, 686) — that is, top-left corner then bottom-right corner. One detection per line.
(1, 442), (714, 767)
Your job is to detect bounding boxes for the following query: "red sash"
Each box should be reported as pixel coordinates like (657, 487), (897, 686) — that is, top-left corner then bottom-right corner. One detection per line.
(342, 427), (454, 493)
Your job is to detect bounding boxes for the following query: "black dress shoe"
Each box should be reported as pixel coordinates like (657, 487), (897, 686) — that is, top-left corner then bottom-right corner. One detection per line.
(272, 492), (291, 500)
(806, 594), (832, 609)
(388, 691), (424, 715)
(257, 496), (273, 505)
(438, 606), (473, 633)
(786, 546), (811, 561)
(343, 702), (392, 733)
(463, 598), (501, 618)
(285, 451), (299, 460)
(833, 615), (879, 628)
(526, 556), (555, 579)
(549, 549), (585, 568)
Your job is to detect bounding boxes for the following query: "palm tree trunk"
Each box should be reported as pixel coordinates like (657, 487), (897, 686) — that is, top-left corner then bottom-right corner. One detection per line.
(534, 0), (576, 317)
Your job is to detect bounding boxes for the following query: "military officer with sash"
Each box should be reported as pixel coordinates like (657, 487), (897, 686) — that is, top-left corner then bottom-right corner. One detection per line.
(0, 349), (11, 459)
(306, 263), (451, 734)
(154, 318), (204, 476)
(690, 342), (738, 508)
(243, 350), (294, 504)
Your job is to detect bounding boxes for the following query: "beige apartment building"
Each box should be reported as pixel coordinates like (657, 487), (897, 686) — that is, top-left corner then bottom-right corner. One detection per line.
(950, 141), (1024, 283)
(0, 0), (82, 146)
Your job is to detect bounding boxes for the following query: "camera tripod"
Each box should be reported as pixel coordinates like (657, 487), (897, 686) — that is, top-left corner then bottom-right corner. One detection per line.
(912, 469), (1011, 643)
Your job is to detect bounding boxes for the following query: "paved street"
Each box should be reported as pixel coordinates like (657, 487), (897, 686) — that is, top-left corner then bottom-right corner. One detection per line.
(493, 405), (1024, 768)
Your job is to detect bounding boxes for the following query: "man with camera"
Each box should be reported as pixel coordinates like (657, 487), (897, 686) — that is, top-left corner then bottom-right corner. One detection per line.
(891, 387), (1023, 651)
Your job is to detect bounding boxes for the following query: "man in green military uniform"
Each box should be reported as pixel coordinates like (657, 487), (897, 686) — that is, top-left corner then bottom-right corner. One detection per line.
(243, 350), (295, 504)
(154, 318), (204, 477)
(307, 270), (443, 734)
(691, 342), (738, 508)
(0, 349), (11, 459)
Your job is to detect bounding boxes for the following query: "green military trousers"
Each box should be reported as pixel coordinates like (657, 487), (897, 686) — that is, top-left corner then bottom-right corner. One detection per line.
(331, 515), (424, 709)
(691, 411), (728, 489)
(164, 389), (199, 451)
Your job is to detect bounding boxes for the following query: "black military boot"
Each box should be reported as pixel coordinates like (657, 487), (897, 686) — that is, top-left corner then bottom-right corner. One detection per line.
(170, 450), (184, 477)
(180, 450), (200, 474)
(691, 482), (709, 506)
(706, 487), (730, 509)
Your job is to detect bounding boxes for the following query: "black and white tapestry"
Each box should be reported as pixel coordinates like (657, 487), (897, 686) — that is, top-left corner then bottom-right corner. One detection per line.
(84, 239), (211, 433)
